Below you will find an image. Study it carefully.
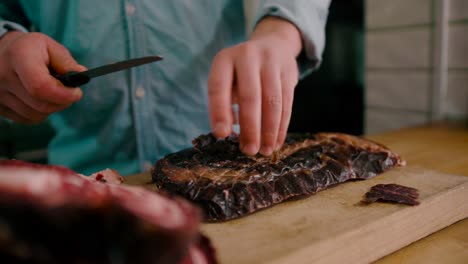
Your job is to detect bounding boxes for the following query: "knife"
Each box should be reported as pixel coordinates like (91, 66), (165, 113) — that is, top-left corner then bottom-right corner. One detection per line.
(53, 55), (163, 87)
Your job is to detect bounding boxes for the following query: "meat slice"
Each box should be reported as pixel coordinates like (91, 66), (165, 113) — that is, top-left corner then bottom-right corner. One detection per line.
(362, 183), (420, 206)
(152, 133), (406, 222)
(88, 168), (124, 184)
(0, 160), (216, 264)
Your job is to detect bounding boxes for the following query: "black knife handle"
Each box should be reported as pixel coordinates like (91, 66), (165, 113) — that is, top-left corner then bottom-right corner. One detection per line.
(54, 71), (90, 87)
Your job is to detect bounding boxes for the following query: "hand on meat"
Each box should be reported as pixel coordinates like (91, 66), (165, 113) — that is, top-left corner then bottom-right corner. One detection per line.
(208, 17), (301, 157)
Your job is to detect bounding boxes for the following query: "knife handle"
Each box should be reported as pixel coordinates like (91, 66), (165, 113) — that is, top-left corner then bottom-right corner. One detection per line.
(53, 71), (90, 87)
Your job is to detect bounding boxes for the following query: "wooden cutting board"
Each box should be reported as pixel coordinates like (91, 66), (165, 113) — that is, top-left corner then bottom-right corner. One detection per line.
(197, 166), (468, 264)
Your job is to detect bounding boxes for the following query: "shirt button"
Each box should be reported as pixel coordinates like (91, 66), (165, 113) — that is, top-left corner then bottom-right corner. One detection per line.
(135, 86), (145, 98)
(126, 2), (136, 16)
(143, 161), (153, 172)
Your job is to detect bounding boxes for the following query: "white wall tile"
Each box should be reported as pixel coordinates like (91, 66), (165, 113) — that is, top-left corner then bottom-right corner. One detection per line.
(366, 71), (430, 111)
(365, 107), (429, 134)
(449, 0), (468, 21)
(445, 71), (468, 118)
(448, 24), (468, 69)
(366, 29), (432, 68)
(366, 0), (432, 29)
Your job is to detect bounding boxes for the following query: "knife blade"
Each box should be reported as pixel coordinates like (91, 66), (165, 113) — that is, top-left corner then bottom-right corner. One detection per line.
(54, 55), (163, 87)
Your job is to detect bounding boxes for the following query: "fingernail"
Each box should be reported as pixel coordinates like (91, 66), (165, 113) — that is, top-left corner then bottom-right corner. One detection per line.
(214, 122), (228, 137)
(260, 146), (273, 156)
(73, 88), (83, 100)
(77, 64), (88, 71)
(242, 144), (258, 156)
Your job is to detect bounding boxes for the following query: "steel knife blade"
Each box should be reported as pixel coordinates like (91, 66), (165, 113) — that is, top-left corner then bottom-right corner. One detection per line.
(54, 55), (163, 87)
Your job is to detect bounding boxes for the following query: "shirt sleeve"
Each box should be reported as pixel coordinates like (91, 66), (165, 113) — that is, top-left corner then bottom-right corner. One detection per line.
(252, 0), (331, 78)
(0, 20), (28, 36)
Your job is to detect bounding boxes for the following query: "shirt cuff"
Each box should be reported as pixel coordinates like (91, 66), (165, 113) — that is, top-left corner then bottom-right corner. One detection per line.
(252, 0), (330, 78)
(0, 116), (13, 125)
(0, 20), (28, 38)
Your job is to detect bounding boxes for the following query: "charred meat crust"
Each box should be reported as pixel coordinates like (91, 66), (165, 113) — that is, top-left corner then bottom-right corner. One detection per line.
(0, 196), (191, 264)
(0, 160), (217, 264)
(362, 183), (420, 206)
(152, 133), (405, 222)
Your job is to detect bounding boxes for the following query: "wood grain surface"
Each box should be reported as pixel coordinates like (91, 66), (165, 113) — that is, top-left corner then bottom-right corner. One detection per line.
(125, 122), (468, 264)
(201, 167), (468, 264)
(367, 122), (468, 264)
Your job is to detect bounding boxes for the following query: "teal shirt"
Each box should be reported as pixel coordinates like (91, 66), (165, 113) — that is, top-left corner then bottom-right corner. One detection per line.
(1, 0), (330, 175)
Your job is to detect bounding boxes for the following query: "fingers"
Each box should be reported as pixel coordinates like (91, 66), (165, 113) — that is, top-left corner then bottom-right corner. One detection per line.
(207, 42), (299, 157)
(276, 62), (299, 148)
(46, 37), (87, 74)
(0, 105), (34, 124)
(240, 57), (297, 154)
(6, 76), (69, 114)
(236, 45), (262, 156)
(0, 91), (48, 123)
(259, 61), (282, 156)
(0, 32), (81, 123)
(12, 34), (83, 105)
(208, 51), (234, 138)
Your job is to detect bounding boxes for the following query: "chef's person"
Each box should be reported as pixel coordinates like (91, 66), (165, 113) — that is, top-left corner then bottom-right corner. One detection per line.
(0, 1), (330, 175)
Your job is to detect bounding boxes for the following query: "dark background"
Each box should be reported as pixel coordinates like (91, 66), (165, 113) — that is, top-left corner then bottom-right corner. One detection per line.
(0, 0), (364, 164)
(289, 0), (364, 135)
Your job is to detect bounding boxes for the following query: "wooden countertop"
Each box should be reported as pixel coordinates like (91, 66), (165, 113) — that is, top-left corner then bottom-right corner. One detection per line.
(126, 122), (468, 263)
(366, 122), (468, 264)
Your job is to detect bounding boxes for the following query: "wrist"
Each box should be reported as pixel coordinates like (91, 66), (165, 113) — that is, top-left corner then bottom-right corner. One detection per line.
(250, 16), (303, 58)
(0, 31), (25, 49)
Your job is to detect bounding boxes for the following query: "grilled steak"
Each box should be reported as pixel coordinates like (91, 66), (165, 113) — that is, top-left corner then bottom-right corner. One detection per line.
(0, 160), (216, 264)
(152, 133), (406, 222)
(362, 183), (419, 206)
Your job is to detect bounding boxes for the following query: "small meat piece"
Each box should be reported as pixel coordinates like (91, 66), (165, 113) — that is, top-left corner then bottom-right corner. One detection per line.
(152, 133), (406, 222)
(88, 168), (124, 184)
(362, 183), (420, 206)
(0, 160), (216, 264)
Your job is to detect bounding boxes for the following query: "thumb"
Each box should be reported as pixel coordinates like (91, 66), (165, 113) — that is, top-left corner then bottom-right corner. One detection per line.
(46, 38), (87, 75)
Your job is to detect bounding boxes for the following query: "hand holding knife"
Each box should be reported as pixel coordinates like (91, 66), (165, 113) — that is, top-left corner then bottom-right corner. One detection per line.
(53, 55), (163, 87)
